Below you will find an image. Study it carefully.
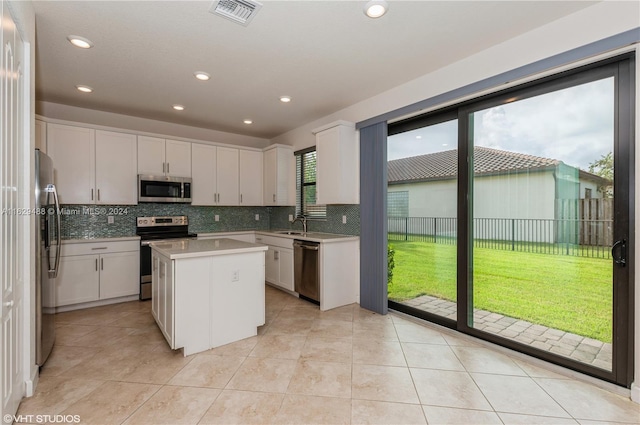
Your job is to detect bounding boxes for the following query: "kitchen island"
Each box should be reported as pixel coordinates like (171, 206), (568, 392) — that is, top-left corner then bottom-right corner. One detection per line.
(150, 238), (268, 356)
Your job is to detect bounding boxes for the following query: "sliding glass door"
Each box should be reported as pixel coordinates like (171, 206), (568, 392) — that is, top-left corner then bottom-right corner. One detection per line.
(387, 55), (634, 386)
(387, 112), (458, 324)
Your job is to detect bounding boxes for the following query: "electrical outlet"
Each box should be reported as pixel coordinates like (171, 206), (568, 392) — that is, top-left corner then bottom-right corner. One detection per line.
(255, 214), (260, 221)
(107, 216), (115, 224)
(342, 215), (347, 224)
(232, 270), (240, 282)
(214, 215), (219, 222)
(288, 214), (293, 222)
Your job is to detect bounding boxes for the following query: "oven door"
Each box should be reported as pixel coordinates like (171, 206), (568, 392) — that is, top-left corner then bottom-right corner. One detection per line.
(139, 243), (152, 300)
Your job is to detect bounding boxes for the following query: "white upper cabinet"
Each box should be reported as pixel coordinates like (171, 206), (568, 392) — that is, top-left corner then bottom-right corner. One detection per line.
(137, 136), (191, 177)
(95, 130), (137, 204)
(48, 124), (138, 205)
(165, 139), (192, 177)
(191, 143), (217, 206)
(263, 145), (292, 206)
(239, 150), (263, 206)
(137, 136), (165, 175)
(35, 119), (47, 153)
(313, 121), (358, 205)
(191, 144), (243, 206)
(47, 124), (96, 204)
(216, 147), (239, 206)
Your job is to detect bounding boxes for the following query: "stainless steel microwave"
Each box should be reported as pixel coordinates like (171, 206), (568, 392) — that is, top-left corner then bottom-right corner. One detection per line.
(138, 175), (192, 203)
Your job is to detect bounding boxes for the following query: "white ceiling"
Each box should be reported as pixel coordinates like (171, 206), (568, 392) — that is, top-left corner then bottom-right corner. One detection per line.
(33, 1), (597, 140)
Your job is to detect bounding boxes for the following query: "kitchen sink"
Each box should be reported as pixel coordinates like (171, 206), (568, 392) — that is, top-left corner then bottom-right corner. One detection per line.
(276, 231), (306, 235)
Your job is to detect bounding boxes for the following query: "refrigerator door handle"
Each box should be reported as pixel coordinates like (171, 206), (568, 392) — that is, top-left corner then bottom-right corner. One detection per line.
(48, 184), (62, 278)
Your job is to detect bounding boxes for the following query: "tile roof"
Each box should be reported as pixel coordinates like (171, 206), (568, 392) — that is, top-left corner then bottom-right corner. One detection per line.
(388, 146), (561, 183)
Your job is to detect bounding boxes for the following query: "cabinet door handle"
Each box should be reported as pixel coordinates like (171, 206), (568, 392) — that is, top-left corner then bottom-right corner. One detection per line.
(274, 250), (279, 261)
(97, 189), (100, 201)
(95, 258), (98, 271)
(167, 162), (170, 174)
(273, 194), (276, 202)
(100, 258), (104, 270)
(91, 189), (94, 201)
(240, 194), (243, 203)
(162, 162), (165, 173)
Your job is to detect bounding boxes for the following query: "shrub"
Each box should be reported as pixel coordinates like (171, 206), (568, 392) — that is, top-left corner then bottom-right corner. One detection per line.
(387, 244), (395, 283)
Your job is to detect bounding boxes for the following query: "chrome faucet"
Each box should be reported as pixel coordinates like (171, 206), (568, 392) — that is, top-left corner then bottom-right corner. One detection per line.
(292, 216), (308, 233)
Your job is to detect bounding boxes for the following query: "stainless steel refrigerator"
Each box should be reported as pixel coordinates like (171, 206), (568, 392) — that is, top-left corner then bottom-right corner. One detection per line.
(35, 149), (61, 366)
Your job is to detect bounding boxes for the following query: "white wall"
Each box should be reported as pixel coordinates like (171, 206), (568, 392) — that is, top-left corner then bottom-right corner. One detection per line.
(268, 1), (640, 399)
(37, 101), (270, 150)
(474, 172), (556, 220)
(270, 2), (639, 152)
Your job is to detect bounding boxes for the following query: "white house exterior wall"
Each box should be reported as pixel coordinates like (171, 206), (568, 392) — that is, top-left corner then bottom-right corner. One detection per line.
(389, 171), (556, 219)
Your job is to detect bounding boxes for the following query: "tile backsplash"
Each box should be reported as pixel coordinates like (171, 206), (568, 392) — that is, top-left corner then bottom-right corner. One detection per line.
(266, 205), (360, 236)
(59, 204), (360, 239)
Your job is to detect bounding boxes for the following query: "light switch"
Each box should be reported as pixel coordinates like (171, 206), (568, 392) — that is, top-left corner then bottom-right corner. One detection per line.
(214, 215), (220, 222)
(288, 214), (293, 222)
(342, 215), (347, 224)
(255, 214), (260, 221)
(232, 270), (240, 282)
(107, 216), (114, 224)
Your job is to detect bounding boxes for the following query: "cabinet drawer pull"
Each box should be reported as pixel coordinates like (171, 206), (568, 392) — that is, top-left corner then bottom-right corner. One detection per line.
(91, 247), (108, 250)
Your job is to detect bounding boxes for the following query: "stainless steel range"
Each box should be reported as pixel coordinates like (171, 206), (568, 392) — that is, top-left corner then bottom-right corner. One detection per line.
(136, 216), (196, 300)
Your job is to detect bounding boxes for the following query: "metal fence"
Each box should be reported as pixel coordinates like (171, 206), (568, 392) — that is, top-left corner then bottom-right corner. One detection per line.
(388, 216), (612, 259)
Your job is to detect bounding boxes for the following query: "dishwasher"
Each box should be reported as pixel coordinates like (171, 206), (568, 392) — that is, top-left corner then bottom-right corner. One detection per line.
(293, 240), (320, 304)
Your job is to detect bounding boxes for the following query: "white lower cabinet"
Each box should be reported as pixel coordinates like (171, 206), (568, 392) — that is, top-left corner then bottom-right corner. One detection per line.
(56, 255), (100, 306)
(56, 240), (140, 308)
(152, 252), (174, 346)
(151, 248), (266, 355)
(256, 235), (294, 291)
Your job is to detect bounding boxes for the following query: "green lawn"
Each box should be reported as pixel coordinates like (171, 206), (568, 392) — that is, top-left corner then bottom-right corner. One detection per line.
(388, 240), (612, 343)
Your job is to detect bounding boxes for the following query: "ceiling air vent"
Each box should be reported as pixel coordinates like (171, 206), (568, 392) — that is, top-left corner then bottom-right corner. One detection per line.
(209, 0), (263, 26)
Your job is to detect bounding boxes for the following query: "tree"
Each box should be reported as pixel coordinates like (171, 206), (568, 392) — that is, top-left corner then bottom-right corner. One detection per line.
(588, 152), (613, 197)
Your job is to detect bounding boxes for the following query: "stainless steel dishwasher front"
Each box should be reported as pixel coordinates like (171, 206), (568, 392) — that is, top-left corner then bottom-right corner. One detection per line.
(293, 240), (320, 303)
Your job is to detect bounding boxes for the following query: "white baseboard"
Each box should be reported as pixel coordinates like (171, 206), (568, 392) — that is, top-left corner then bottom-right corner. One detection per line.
(24, 366), (38, 397)
(631, 382), (640, 404)
(54, 295), (139, 313)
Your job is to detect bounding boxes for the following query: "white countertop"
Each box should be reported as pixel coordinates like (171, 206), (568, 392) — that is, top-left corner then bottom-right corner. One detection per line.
(151, 237), (267, 260)
(196, 230), (358, 243)
(61, 236), (140, 244)
(256, 230), (359, 243)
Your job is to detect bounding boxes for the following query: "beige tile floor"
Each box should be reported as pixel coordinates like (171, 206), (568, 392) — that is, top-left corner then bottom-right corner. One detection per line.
(17, 286), (640, 425)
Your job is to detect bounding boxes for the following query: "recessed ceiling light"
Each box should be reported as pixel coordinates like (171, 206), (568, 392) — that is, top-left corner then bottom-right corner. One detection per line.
(279, 96), (291, 103)
(76, 85), (93, 93)
(364, 0), (388, 18)
(67, 35), (94, 49)
(416, 135), (422, 139)
(172, 104), (185, 111)
(243, 119), (253, 124)
(194, 72), (210, 81)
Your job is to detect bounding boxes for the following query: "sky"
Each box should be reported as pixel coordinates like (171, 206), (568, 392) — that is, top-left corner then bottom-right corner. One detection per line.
(388, 77), (614, 172)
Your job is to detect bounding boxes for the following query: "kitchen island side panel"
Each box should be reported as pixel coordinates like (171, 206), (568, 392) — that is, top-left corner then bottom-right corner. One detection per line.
(174, 257), (212, 356)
